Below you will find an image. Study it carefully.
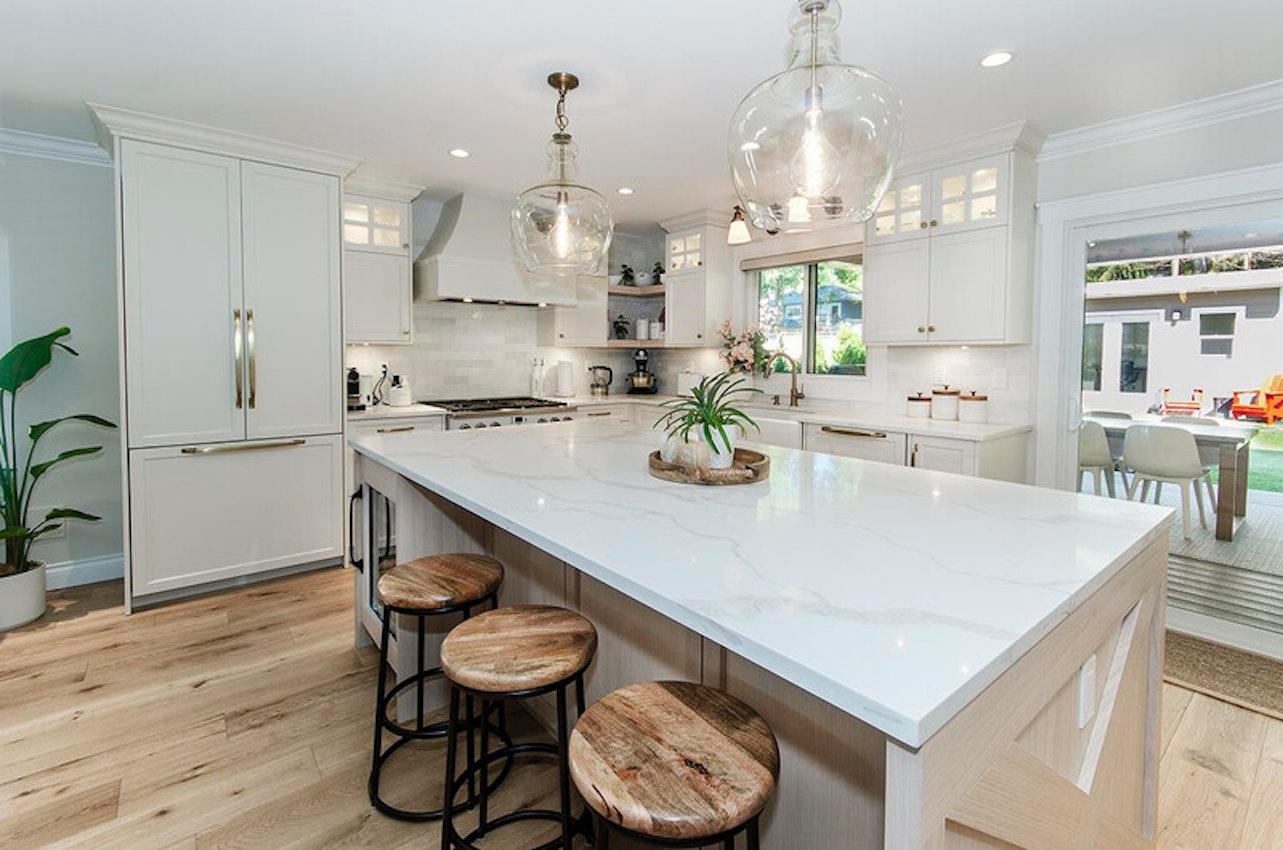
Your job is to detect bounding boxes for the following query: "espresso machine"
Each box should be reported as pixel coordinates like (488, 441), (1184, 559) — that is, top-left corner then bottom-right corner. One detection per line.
(627, 349), (657, 394)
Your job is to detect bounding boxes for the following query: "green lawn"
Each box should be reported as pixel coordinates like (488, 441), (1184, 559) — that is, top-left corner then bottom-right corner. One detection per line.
(1210, 427), (1283, 493)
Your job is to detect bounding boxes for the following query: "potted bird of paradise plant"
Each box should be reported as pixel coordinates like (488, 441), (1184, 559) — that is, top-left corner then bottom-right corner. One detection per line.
(1, 327), (116, 630)
(654, 372), (761, 469)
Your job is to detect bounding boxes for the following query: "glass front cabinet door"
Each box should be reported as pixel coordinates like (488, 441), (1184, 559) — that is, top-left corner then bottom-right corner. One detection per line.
(870, 174), (931, 242)
(930, 156), (1007, 233)
(666, 228), (704, 271)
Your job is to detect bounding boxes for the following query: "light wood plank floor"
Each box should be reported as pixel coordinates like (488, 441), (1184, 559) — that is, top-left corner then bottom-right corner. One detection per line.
(1, 568), (1281, 848)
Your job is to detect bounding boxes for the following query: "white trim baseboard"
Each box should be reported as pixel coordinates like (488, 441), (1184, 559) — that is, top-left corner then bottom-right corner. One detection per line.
(45, 553), (125, 590)
(1040, 79), (1283, 162)
(1167, 605), (1283, 662)
(0, 127), (113, 168)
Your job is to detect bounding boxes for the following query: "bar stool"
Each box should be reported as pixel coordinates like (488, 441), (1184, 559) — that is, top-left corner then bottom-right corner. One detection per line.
(569, 681), (779, 849)
(439, 605), (598, 850)
(369, 553), (506, 821)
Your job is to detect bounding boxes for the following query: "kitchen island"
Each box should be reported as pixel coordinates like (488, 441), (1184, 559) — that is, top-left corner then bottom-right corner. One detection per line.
(352, 419), (1171, 849)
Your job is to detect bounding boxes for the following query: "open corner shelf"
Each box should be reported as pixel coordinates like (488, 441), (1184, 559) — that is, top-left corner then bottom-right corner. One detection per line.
(608, 285), (666, 297)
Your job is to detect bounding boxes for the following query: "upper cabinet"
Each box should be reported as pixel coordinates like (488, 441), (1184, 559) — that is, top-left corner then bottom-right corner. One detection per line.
(863, 125), (1040, 346)
(658, 212), (732, 346)
(537, 276), (608, 346)
(342, 181), (422, 345)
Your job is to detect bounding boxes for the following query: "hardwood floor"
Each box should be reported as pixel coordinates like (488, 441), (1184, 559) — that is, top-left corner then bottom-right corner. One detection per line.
(1, 568), (1281, 848)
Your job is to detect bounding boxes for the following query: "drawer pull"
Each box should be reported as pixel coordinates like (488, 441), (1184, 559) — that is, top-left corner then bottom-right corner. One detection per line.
(821, 426), (887, 439)
(376, 426), (415, 433)
(586, 411), (612, 417)
(181, 438), (306, 455)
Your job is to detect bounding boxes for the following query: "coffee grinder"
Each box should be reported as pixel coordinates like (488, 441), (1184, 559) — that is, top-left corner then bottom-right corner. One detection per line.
(627, 349), (657, 394)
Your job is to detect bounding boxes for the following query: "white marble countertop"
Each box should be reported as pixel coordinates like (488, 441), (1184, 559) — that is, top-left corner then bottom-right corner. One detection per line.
(351, 420), (1169, 747)
(561, 395), (1030, 442)
(346, 404), (448, 422)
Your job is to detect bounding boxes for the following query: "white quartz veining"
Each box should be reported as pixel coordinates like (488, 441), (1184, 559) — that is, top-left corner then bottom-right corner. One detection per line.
(351, 420), (1170, 746)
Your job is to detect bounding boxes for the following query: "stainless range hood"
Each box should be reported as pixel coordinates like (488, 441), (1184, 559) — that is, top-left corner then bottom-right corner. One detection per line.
(415, 193), (576, 306)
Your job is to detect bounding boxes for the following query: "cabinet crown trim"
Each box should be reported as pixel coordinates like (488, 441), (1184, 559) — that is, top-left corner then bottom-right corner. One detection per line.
(0, 127), (112, 167)
(89, 103), (363, 176)
(659, 209), (731, 233)
(344, 174), (425, 202)
(898, 121), (1045, 174)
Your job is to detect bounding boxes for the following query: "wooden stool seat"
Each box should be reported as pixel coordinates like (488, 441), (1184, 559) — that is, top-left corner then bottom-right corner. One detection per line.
(440, 605), (597, 694)
(376, 553), (503, 612)
(569, 681), (779, 843)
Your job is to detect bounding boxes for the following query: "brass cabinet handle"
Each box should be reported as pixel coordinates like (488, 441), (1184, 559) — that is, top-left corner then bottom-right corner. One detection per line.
(928, 324), (936, 333)
(917, 325), (926, 333)
(246, 308), (257, 409)
(376, 425), (415, 433)
(910, 443), (920, 466)
(919, 221), (928, 229)
(930, 219), (938, 227)
(821, 426), (887, 439)
(181, 438), (306, 455)
(586, 411), (612, 417)
(233, 308), (244, 409)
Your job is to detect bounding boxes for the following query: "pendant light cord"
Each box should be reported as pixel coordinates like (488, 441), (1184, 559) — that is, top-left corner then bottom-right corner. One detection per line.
(810, 6), (819, 92)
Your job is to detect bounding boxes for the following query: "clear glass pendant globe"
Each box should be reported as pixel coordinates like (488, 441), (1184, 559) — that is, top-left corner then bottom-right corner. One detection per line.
(511, 138), (613, 276)
(728, 0), (904, 233)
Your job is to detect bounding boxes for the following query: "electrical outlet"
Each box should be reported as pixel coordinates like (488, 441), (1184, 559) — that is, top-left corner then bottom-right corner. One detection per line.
(1077, 654), (1097, 729)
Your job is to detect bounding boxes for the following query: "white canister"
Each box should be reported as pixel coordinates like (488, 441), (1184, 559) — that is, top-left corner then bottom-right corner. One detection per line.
(958, 391), (989, 423)
(635, 318), (649, 340)
(906, 393), (932, 419)
(650, 321), (664, 340)
(931, 385), (960, 420)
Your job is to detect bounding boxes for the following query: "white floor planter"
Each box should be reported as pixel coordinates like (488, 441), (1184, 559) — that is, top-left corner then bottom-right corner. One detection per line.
(0, 565), (47, 631)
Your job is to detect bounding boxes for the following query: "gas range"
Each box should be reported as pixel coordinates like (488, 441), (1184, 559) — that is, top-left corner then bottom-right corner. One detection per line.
(419, 397), (578, 430)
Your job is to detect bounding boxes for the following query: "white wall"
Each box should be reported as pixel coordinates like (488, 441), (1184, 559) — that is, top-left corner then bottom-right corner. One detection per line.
(0, 148), (122, 582)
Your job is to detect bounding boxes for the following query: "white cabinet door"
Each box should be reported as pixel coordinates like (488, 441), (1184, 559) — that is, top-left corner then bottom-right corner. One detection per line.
(803, 424), (907, 464)
(241, 162), (343, 438)
(665, 271), (708, 345)
(121, 141), (244, 448)
(345, 252), (412, 344)
(863, 241), (930, 344)
(909, 435), (976, 475)
(868, 172), (931, 244)
(750, 416), (803, 449)
(927, 227), (1007, 343)
(539, 276), (607, 346)
(128, 435), (343, 596)
(577, 405), (627, 421)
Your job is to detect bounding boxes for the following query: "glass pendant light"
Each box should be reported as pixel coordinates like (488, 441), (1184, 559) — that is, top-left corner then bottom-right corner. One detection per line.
(728, 0), (904, 233)
(511, 72), (614, 275)
(727, 206), (752, 245)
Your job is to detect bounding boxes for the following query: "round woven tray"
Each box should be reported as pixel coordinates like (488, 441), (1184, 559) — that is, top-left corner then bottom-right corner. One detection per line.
(647, 448), (770, 486)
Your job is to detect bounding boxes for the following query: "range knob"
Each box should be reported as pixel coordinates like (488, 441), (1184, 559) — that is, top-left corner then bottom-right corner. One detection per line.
(490, 421), (501, 427)
(564, 415), (573, 421)
(458, 423), (472, 430)
(537, 418), (547, 423)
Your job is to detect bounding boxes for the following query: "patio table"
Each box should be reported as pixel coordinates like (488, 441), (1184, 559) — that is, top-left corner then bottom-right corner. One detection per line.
(1085, 415), (1260, 541)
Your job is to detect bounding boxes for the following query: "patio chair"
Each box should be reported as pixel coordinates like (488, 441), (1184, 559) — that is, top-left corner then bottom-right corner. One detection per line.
(1079, 421), (1119, 497)
(1230, 374), (1283, 425)
(1123, 424), (1216, 540)
(1083, 410), (1133, 419)
(1160, 387), (1204, 417)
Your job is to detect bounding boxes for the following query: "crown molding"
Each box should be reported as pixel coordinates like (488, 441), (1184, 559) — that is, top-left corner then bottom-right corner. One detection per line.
(88, 103), (363, 176)
(897, 121), (1046, 174)
(344, 174), (426, 202)
(659, 209), (730, 233)
(0, 127), (112, 168)
(1039, 79), (1283, 163)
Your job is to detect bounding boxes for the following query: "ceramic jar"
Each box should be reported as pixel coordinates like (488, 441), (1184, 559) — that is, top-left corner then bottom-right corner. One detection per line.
(931, 385), (960, 420)
(958, 391), (989, 423)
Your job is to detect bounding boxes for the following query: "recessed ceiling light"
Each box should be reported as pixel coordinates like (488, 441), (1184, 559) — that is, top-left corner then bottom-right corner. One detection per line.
(617, 187), (635, 196)
(980, 51), (1014, 68)
(448, 148), (471, 159)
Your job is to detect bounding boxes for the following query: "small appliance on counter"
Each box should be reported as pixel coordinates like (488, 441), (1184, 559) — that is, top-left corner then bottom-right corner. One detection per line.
(346, 367), (365, 411)
(958, 391), (989, 423)
(552, 360), (576, 397)
(931, 385), (960, 420)
(627, 349), (658, 394)
(386, 375), (413, 407)
(588, 364), (613, 396)
(906, 392), (931, 419)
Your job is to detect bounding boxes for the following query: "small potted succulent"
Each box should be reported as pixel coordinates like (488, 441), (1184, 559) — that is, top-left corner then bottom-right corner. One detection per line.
(654, 372), (761, 469)
(0, 327), (116, 631)
(612, 314), (631, 340)
(619, 264), (636, 286)
(651, 262), (665, 284)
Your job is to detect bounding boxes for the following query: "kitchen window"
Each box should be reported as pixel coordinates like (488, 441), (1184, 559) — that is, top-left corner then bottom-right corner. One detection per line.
(757, 258), (865, 376)
(1198, 311), (1235, 356)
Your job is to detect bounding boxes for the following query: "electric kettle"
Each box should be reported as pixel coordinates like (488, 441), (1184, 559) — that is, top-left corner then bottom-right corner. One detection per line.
(588, 365), (613, 396)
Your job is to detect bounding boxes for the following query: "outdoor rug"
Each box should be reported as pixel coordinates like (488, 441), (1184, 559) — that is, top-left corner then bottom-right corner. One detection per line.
(1164, 488), (1283, 577)
(1165, 630), (1283, 721)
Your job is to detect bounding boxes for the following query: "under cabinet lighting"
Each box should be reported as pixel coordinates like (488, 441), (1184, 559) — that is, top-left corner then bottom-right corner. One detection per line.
(980, 51), (1013, 68)
(449, 148), (471, 158)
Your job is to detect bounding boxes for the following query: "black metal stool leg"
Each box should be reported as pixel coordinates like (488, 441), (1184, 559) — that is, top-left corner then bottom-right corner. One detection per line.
(556, 684), (573, 849)
(416, 613), (426, 731)
(746, 817), (761, 850)
(478, 697), (491, 833)
(594, 813), (610, 850)
(368, 609), (393, 803)
(723, 835), (735, 850)
(441, 686), (461, 850)
(465, 693), (476, 803)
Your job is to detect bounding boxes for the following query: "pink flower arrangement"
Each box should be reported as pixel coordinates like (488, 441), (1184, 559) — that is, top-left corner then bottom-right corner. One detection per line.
(718, 320), (769, 374)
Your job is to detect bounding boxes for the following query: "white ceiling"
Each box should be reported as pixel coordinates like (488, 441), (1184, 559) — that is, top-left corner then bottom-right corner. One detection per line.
(4, 0), (1283, 225)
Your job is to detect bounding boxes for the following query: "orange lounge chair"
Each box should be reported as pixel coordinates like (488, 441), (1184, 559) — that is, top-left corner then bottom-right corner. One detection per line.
(1231, 374), (1283, 425)
(1160, 387), (1204, 417)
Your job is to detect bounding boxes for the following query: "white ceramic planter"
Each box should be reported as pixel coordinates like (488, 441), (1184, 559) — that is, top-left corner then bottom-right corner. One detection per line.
(0, 564), (47, 631)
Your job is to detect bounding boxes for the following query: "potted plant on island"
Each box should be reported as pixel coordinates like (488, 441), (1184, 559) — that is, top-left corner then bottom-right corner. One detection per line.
(654, 372), (761, 470)
(1, 327), (116, 631)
